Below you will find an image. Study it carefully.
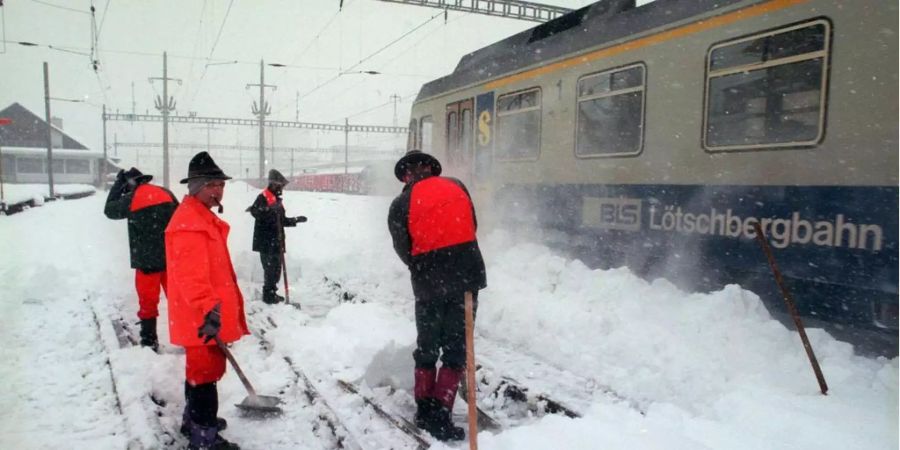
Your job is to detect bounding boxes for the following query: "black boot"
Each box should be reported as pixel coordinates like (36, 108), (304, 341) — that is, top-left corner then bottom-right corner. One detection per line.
(139, 318), (159, 352)
(430, 404), (465, 442)
(262, 287), (284, 305)
(186, 383), (240, 450)
(182, 382), (227, 437)
(415, 398), (436, 429)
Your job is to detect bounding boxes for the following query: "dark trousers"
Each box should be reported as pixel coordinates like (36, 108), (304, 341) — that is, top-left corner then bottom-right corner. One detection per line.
(259, 252), (282, 291)
(414, 291), (478, 370)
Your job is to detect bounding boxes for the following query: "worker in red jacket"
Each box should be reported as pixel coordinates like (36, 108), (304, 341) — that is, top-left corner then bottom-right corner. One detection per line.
(166, 152), (247, 450)
(104, 167), (178, 352)
(388, 150), (487, 442)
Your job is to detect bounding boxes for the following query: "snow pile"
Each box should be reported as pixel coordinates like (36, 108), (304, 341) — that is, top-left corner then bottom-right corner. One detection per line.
(1, 183), (96, 205)
(0, 184), (896, 450)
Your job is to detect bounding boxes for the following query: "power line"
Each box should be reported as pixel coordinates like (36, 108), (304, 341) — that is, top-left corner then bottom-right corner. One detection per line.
(295, 10), (443, 107)
(191, 0), (235, 106)
(97, 0), (112, 39)
(31, 0), (90, 15)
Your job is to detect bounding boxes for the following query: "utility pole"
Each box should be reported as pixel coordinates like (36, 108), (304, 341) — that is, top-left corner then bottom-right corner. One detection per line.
(43, 62), (54, 197)
(101, 104), (107, 187)
(149, 51), (182, 188)
(290, 148), (295, 176)
(131, 81), (136, 117)
(390, 93), (401, 127)
(246, 59), (276, 183)
(114, 133), (118, 156)
(344, 117), (349, 193)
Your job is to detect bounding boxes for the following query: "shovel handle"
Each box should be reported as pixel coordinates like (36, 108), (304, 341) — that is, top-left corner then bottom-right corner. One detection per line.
(215, 337), (258, 398)
(464, 291), (478, 450)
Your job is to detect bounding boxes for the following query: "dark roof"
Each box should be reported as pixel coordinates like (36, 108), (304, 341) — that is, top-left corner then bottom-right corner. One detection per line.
(0, 102), (88, 149)
(416, 0), (746, 101)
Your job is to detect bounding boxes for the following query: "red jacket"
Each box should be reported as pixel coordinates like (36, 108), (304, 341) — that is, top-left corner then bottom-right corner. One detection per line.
(165, 195), (249, 347)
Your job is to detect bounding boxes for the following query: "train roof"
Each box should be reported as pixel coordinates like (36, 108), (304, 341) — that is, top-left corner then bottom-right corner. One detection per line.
(415, 0), (747, 102)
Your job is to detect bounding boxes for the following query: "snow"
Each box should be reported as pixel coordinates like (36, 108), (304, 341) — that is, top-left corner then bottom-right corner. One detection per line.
(1, 183), (96, 205)
(0, 182), (896, 450)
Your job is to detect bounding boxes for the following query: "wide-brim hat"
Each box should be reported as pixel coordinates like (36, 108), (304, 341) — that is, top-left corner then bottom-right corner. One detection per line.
(123, 167), (153, 184)
(268, 169), (289, 185)
(394, 150), (442, 181)
(180, 151), (232, 184)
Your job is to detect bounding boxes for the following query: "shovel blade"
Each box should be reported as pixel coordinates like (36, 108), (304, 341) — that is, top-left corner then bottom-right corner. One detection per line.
(235, 394), (283, 418)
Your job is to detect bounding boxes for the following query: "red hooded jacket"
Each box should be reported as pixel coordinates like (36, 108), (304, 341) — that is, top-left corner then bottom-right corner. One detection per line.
(165, 195), (249, 347)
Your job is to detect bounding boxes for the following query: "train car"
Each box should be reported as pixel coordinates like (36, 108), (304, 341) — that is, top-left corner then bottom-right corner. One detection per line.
(407, 0), (898, 352)
(288, 160), (398, 195)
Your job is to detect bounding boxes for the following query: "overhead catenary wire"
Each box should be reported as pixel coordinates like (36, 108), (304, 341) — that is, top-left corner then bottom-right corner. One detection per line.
(191, 0), (235, 106)
(295, 10), (444, 108)
(31, 0), (90, 15)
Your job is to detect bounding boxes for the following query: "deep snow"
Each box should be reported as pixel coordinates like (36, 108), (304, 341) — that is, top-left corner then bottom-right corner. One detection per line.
(0, 182), (896, 449)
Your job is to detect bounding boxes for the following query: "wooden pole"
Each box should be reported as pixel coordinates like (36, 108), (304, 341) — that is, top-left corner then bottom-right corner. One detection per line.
(464, 291), (478, 450)
(753, 222), (828, 395)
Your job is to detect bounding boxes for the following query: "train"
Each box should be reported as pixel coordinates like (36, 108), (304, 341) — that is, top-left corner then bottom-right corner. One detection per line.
(249, 160), (398, 195)
(406, 0), (898, 353)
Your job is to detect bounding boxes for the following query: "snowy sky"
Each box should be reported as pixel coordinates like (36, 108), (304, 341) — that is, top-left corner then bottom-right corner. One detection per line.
(0, 0), (597, 169)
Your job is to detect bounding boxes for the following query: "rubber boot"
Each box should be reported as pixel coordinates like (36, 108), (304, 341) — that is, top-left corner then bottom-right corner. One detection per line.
(186, 383), (239, 450)
(430, 367), (465, 441)
(139, 318), (159, 353)
(262, 287), (284, 305)
(181, 382), (227, 437)
(413, 368), (437, 428)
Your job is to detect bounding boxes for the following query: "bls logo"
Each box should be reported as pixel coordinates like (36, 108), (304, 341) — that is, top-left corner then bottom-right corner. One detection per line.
(583, 197), (642, 231)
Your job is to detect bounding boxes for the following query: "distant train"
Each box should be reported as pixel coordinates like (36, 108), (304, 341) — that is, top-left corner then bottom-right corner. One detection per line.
(407, 0), (898, 352)
(254, 160), (398, 195)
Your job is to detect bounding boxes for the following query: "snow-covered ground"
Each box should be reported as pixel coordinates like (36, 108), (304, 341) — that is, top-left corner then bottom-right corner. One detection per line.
(0, 181), (896, 450)
(1, 183), (96, 206)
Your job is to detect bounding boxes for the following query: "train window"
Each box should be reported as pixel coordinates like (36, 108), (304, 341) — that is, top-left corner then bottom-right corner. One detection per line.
(52, 159), (64, 174)
(575, 63), (645, 157)
(419, 116), (433, 153)
(704, 20), (830, 150)
(17, 158), (44, 173)
(446, 110), (459, 160)
(496, 88), (541, 161)
(66, 159), (91, 174)
(407, 118), (418, 151)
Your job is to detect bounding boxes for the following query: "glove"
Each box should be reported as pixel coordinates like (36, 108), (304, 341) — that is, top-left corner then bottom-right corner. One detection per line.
(197, 304), (221, 344)
(295, 216), (308, 223)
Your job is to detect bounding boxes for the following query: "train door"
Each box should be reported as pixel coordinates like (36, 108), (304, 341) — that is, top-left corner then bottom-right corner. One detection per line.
(446, 99), (474, 184)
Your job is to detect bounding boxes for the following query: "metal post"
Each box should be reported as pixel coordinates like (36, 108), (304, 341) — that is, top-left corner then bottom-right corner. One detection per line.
(270, 126), (275, 168)
(344, 118), (349, 193)
(43, 62), (54, 198)
(162, 51), (169, 188)
(258, 59), (266, 182)
(101, 104), (107, 187)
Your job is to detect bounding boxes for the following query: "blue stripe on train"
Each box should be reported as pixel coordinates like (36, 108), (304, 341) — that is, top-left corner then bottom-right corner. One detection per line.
(495, 183), (898, 329)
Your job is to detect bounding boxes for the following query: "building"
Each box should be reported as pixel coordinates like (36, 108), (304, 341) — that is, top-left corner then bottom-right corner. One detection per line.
(0, 102), (115, 185)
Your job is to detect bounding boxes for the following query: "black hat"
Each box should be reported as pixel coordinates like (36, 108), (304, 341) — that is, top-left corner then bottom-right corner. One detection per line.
(268, 169), (289, 185)
(123, 167), (153, 184)
(179, 151), (232, 184)
(394, 150), (441, 181)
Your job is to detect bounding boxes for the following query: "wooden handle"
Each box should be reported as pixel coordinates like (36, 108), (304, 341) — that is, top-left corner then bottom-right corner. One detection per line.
(216, 337), (258, 398)
(464, 291), (478, 450)
(752, 223), (828, 395)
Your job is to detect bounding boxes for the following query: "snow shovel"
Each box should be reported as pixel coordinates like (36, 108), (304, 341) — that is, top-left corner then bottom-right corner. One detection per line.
(214, 337), (284, 417)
